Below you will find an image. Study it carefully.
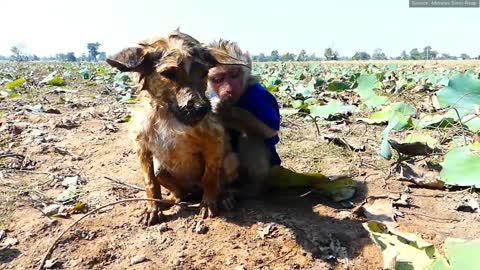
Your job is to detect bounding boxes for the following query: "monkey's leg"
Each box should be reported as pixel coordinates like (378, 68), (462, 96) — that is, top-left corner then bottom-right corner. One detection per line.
(234, 135), (272, 198)
(137, 147), (164, 226)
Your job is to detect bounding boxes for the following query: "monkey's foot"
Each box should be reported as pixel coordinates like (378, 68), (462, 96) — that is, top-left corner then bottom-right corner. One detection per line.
(199, 200), (218, 219)
(219, 189), (236, 210)
(138, 204), (164, 226)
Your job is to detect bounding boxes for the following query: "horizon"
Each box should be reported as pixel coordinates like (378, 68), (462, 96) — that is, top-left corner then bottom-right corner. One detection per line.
(1, 0), (479, 58)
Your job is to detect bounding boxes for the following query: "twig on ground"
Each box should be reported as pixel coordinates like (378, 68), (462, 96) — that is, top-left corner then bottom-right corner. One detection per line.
(38, 198), (176, 270)
(292, 112), (321, 137)
(104, 176), (145, 191)
(255, 249), (295, 269)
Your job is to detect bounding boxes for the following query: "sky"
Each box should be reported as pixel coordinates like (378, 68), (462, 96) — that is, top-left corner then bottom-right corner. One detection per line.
(0, 0), (479, 58)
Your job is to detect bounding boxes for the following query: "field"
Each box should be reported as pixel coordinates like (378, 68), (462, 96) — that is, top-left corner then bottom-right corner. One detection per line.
(1, 60), (480, 270)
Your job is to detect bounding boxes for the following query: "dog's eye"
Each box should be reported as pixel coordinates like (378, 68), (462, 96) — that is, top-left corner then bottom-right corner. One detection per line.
(161, 69), (178, 82)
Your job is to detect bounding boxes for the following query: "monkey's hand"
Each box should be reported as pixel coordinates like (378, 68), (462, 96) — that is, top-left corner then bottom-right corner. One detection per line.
(211, 97), (233, 119)
(227, 108), (278, 139)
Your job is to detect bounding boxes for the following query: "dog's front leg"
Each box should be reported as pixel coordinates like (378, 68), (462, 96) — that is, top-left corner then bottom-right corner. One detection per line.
(138, 147), (163, 226)
(199, 140), (223, 219)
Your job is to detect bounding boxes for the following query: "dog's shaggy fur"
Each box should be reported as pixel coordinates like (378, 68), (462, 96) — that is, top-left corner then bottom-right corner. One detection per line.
(107, 31), (242, 225)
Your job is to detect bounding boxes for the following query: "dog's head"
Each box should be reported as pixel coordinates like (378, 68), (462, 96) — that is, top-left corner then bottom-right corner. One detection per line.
(107, 30), (246, 126)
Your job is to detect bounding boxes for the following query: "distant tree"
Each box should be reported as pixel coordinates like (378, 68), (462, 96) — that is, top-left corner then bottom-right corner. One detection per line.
(324, 47), (338, 60)
(65, 52), (77, 62)
(0, 55), (6, 60)
(55, 53), (66, 61)
(400, 50), (409, 60)
(352, 51), (371, 60)
(372, 48), (387, 60)
(79, 53), (87, 61)
(297, 49), (307, 61)
(87, 42), (101, 61)
(98, 52), (107, 61)
(306, 52), (318, 61)
(31, 55), (40, 61)
(257, 53), (267, 61)
(460, 53), (470, 60)
(10, 46), (22, 61)
(270, 50), (280, 61)
(409, 48), (422, 60)
(422, 46), (438, 59)
(281, 52), (295, 61)
(439, 53), (456, 60)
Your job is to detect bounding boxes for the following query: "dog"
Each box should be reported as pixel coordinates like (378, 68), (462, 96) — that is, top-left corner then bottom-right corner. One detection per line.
(107, 31), (243, 226)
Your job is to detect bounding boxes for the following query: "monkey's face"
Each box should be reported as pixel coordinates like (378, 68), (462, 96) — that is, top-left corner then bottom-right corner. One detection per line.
(208, 65), (245, 103)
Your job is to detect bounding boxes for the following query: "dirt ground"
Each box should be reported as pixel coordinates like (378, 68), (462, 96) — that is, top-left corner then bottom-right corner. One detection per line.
(1, 80), (479, 270)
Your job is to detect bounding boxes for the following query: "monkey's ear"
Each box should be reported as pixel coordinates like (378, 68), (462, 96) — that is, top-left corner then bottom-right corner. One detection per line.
(106, 47), (147, 72)
(204, 47), (250, 68)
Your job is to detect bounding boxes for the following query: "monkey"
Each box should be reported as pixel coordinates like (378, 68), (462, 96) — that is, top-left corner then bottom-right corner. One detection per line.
(207, 39), (281, 198)
(207, 40), (358, 204)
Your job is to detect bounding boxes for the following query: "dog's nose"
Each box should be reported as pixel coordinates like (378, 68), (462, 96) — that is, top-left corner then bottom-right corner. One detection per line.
(194, 103), (210, 115)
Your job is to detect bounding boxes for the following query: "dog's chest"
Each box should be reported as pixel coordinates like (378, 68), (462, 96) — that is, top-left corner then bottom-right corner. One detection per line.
(147, 121), (205, 175)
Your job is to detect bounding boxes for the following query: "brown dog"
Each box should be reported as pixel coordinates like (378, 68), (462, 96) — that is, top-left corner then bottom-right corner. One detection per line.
(107, 31), (243, 226)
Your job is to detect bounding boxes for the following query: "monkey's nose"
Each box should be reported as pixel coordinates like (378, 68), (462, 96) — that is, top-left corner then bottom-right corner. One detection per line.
(194, 103), (210, 115)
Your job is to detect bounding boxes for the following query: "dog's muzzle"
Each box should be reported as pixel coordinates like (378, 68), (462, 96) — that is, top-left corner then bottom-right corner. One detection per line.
(170, 101), (211, 126)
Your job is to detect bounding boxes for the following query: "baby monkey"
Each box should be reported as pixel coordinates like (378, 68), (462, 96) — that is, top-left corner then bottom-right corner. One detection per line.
(208, 40), (281, 198)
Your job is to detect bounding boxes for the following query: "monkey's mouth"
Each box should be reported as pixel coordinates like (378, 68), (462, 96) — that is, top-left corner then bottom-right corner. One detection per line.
(169, 102), (211, 126)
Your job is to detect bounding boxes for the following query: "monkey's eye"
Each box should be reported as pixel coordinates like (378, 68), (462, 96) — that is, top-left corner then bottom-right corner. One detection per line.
(230, 70), (241, 79)
(161, 68), (178, 82)
(212, 76), (224, 84)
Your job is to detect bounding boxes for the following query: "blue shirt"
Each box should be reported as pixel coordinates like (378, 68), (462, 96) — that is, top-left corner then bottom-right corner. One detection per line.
(211, 83), (281, 166)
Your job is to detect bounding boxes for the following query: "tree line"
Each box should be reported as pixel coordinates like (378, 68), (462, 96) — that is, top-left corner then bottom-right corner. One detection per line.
(1, 42), (106, 62)
(2, 44), (477, 62)
(252, 46), (478, 61)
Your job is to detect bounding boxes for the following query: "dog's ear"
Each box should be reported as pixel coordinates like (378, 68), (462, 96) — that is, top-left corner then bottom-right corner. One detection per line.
(204, 47), (250, 68)
(106, 47), (147, 72)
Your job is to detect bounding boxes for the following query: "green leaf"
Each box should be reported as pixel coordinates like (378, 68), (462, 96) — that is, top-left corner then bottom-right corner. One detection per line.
(405, 134), (438, 148)
(388, 64), (397, 72)
(291, 100), (304, 109)
(326, 81), (350, 92)
(440, 143), (480, 188)
(363, 220), (439, 270)
(424, 258), (452, 270)
(266, 85), (279, 92)
(378, 112), (401, 159)
(309, 100), (356, 119)
(280, 108), (300, 116)
(357, 102), (416, 129)
(355, 74), (378, 98)
(463, 115), (480, 132)
(6, 78), (26, 89)
(303, 97), (318, 105)
(436, 73), (480, 113)
(354, 74), (389, 108)
(444, 238), (480, 270)
(414, 109), (462, 129)
(295, 84), (314, 98)
(56, 185), (77, 202)
(47, 75), (65, 86)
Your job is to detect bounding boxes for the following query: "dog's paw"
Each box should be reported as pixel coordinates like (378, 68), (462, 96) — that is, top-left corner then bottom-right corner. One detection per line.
(199, 200), (218, 219)
(138, 205), (164, 226)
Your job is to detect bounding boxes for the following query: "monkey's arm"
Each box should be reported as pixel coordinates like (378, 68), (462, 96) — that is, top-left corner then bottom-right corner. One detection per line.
(226, 107), (278, 139)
